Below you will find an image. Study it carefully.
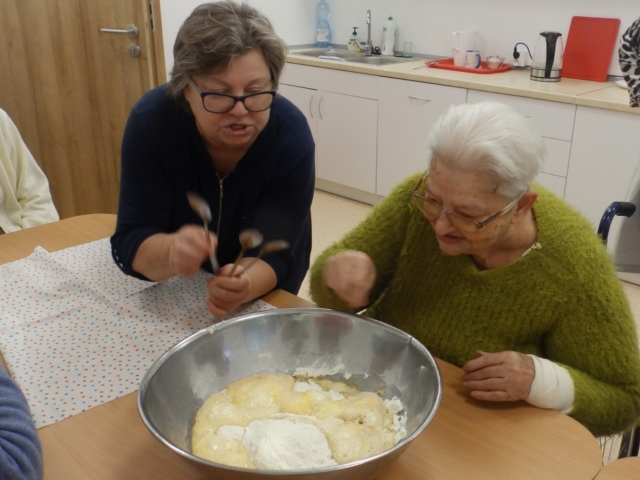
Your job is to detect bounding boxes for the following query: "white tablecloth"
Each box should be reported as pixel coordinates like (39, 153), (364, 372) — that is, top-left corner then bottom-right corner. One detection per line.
(0, 239), (275, 428)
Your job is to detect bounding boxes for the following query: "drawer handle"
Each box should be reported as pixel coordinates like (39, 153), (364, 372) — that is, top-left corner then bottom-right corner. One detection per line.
(409, 95), (431, 102)
(524, 115), (532, 118)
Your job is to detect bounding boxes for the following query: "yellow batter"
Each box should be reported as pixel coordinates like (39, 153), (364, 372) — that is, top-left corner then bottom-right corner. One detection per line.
(191, 373), (402, 469)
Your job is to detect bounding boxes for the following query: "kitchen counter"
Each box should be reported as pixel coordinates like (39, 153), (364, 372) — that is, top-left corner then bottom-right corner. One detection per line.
(286, 49), (637, 115)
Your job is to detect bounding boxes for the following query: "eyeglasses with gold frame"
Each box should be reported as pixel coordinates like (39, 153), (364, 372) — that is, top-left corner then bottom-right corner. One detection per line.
(410, 170), (526, 234)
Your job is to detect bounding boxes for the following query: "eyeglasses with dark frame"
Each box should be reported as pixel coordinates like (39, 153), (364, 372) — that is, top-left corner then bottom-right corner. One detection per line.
(410, 170), (526, 234)
(190, 79), (276, 114)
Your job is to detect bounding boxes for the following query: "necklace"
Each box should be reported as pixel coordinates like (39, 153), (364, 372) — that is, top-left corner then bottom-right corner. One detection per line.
(521, 242), (542, 258)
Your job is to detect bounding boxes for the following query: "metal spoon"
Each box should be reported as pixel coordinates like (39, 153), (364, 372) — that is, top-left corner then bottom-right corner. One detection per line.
(238, 240), (290, 276)
(228, 229), (263, 276)
(186, 192), (220, 274)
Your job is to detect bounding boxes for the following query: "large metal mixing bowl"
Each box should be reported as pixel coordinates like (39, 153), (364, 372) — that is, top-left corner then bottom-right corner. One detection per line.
(138, 308), (442, 479)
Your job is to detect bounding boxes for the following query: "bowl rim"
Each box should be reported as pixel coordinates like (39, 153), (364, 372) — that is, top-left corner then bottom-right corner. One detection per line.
(137, 307), (442, 475)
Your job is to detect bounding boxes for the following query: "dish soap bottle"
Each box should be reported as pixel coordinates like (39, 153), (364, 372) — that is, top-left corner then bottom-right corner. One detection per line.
(348, 27), (360, 52)
(315, 0), (331, 48)
(381, 16), (396, 56)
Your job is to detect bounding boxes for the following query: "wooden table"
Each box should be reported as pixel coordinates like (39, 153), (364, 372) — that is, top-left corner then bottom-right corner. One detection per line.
(0, 215), (604, 479)
(594, 457), (640, 479)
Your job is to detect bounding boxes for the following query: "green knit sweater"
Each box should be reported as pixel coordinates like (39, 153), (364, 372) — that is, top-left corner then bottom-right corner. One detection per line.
(310, 174), (640, 436)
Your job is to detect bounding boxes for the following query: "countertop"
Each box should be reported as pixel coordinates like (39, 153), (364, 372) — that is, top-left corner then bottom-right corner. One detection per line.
(286, 49), (638, 115)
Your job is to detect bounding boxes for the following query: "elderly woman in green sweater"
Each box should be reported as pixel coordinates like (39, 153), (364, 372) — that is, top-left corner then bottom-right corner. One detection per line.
(310, 101), (640, 436)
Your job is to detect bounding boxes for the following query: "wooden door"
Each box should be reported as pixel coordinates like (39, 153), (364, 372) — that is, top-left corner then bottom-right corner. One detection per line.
(0, 0), (166, 218)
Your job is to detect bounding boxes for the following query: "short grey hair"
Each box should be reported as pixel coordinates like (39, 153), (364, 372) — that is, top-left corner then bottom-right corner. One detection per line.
(426, 101), (546, 198)
(167, 1), (288, 108)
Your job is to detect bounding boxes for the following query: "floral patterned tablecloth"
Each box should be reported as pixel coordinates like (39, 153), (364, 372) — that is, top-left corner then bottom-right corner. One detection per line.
(0, 239), (274, 428)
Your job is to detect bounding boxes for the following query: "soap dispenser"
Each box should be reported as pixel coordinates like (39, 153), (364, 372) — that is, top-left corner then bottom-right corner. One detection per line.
(348, 27), (360, 52)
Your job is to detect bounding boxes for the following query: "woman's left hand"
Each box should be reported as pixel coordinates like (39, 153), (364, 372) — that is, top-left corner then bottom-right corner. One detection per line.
(461, 350), (535, 401)
(205, 264), (253, 318)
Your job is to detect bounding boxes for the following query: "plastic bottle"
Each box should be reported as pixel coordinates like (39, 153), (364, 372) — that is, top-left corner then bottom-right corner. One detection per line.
(315, 0), (331, 49)
(381, 16), (396, 56)
(348, 27), (360, 52)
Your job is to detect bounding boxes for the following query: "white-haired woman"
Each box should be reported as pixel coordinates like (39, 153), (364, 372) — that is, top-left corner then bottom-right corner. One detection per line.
(310, 101), (640, 437)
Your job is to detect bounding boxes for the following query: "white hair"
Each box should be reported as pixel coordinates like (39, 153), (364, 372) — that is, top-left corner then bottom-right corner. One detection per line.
(425, 101), (546, 198)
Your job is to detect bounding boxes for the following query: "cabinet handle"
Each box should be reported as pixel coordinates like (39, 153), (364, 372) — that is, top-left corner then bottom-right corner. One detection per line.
(409, 95), (431, 102)
(319, 96), (324, 119)
(309, 96), (315, 119)
(524, 115), (532, 118)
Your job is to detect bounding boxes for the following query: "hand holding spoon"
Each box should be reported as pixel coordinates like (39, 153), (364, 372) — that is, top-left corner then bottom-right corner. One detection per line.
(186, 192), (220, 274)
(228, 229), (263, 276)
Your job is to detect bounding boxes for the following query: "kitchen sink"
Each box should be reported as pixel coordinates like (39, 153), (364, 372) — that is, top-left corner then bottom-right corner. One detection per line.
(354, 55), (416, 65)
(295, 49), (416, 66)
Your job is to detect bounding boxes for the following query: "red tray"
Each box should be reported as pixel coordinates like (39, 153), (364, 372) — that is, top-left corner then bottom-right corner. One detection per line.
(426, 58), (512, 74)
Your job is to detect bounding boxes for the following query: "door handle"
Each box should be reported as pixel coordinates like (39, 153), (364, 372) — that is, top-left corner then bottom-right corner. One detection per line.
(309, 96), (315, 119)
(100, 24), (138, 39)
(408, 95), (431, 102)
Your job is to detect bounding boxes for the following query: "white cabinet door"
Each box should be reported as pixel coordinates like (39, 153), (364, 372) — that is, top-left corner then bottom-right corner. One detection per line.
(316, 91), (378, 194)
(565, 106), (640, 249)
(535, 172), (566, 198)
(281, 65), (379, 195)
(541, 137), (571, 178)
(376, 77), (467, 196)
(278, 85), (318, 142)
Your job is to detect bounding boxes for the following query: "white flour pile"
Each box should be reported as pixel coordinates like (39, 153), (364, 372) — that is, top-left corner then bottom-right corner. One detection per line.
(191, 373), (407, 470)
(217, 417), (338, 469)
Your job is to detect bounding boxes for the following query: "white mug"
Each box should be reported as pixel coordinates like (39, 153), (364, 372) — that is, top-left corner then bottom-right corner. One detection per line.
(464, 50), (481, 69)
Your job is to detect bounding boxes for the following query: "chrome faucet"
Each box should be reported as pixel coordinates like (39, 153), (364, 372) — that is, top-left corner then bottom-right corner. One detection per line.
(365, 10), (373, 56)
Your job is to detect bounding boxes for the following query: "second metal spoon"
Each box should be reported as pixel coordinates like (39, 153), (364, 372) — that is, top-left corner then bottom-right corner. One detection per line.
(238, 239), (290, 276)
(228, 229), (263, 276)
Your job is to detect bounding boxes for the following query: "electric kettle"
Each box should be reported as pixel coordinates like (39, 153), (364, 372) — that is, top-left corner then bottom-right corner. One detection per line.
(530, 31), (563, 82)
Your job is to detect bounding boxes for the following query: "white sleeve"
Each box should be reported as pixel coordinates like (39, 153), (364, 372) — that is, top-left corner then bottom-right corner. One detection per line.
(526, 354), (574, 414)
(0, 109), (58, 229)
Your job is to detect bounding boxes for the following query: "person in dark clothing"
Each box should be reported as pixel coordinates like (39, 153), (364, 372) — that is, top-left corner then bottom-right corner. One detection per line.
(0, 367), (43, 480)
(111, 1), (315, 317)
(619, 16), (640, 107)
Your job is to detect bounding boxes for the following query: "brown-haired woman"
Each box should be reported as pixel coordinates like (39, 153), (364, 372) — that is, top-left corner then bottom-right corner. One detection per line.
(111, 1), (315, 317)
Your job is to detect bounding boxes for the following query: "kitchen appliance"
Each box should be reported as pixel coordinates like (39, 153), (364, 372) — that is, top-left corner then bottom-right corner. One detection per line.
(530, 31), (563, 82)
(562, 16), (621, 82)
(452, 30), (476, 67)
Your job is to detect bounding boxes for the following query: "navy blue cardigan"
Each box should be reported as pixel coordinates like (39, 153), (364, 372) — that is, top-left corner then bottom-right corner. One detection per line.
(111, 85), (315, 294)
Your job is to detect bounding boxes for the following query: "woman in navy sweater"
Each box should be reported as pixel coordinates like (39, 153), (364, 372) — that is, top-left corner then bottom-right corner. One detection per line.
(111, 1), (314, 317)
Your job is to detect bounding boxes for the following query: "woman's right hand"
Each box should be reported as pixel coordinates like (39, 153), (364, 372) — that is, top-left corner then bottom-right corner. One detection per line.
(322, 250), (376, 308)
(168, 225), (216, 277)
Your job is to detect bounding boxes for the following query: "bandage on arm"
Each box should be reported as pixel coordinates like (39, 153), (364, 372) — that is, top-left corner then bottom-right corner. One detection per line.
(526, 354), (574, 414)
